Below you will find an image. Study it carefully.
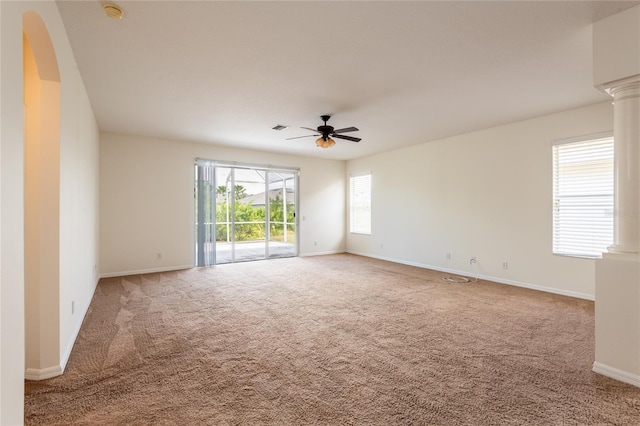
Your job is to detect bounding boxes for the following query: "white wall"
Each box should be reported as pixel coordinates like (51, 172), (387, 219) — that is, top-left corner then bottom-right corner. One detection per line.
(347, 102), (614, 299)
(100, 133), (346, 276)
(0, 2), (25, 421)
(58, 51), (100, 370)
(593, 5), (640, 90)
(1, 0), (99, 421)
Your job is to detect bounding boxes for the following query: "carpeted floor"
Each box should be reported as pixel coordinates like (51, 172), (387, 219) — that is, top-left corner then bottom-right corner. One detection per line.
(25, 254), (640, 425)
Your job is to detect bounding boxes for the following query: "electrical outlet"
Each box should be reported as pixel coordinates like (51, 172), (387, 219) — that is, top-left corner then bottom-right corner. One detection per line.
(380, 243), (384, 249)
(470, 257), (476, 265)
(71, 301), (75, 315)
(502, 261), (509, 270)
(156, 252), (162, 260)
(446, 252), (451, 260)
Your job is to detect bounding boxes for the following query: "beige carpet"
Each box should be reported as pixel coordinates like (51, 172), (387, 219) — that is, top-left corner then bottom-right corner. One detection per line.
(25, 254), (640, 425)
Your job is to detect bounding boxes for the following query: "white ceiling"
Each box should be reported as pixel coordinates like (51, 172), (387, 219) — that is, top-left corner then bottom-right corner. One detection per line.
(56, 0), (639, 160)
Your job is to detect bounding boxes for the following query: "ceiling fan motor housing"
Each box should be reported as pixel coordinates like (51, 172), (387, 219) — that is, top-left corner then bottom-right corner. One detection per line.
(318, 125), (333, 140)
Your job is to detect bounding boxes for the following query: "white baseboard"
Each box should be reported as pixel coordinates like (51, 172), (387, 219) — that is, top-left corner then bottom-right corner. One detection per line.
(593, 362), (640, 388)
(25, 365), (63, 381)
(299, 250), (345, 257)
(99, 256), (351, 278)
(100, 264), (194, 279)
(59, 276), (100, 373)
(347, 251), (594, 301)
(26, 276), (101, 381)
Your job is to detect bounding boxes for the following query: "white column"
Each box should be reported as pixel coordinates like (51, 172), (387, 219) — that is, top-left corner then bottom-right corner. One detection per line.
(594, 78), (640, 387)
(592, 5), (640, 388)
(606, 79), (640, 255)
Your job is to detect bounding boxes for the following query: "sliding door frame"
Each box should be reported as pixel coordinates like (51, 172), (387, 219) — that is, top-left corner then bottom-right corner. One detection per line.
(195, 159), (300, 266)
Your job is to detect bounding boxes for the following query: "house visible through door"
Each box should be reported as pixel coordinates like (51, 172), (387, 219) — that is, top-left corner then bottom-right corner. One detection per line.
(195, 160), (299, 266)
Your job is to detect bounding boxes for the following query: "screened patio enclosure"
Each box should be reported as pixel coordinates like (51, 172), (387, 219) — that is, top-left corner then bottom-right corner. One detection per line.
(195, 160), (299, 266)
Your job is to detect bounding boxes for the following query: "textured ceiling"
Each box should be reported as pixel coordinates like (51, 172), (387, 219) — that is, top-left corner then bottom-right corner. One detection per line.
(56, 1), (639, 160)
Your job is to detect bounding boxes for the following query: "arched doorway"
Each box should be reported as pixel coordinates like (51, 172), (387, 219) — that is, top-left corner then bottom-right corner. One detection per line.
(23, 11), (62, 380)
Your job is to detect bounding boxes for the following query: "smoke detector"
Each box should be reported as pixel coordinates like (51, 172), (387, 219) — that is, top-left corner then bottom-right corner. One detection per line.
(103, 3), (124, 20)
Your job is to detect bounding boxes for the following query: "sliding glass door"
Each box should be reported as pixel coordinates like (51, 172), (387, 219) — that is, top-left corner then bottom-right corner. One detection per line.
(195, 161), (298, 266)
(267, 171), (296, 259)
(228, 167), (267, 263)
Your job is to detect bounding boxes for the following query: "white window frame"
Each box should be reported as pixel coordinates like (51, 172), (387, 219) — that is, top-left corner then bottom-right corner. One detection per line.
(350, 173), (372, 235)
(552, 132), (613, 258)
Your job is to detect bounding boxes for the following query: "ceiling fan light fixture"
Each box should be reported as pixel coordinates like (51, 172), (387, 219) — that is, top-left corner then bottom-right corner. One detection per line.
(316, 137), (335, 148)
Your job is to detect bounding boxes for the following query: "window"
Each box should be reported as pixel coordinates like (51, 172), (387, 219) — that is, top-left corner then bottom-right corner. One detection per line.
(552, 134), (613, 258)
(350, 173), (371, 234)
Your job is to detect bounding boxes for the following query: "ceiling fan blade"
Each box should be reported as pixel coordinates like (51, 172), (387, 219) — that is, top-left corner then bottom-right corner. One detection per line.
(333, 134), (361, 142)
(301, 127), (320, 133)
(333, 127), (359, 134)
(286, 135), (316, 140)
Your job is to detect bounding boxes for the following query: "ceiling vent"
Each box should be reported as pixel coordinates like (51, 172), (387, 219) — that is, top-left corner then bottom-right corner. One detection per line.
(272, 125), (288, 131)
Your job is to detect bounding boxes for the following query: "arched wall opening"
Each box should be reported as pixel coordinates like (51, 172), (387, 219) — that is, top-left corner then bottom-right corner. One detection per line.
(23, 10), (62, 380)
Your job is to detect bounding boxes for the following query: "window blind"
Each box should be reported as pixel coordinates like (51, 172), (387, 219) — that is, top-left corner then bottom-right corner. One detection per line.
(552, 135), (613, 258)
(350, 173), (371, 234)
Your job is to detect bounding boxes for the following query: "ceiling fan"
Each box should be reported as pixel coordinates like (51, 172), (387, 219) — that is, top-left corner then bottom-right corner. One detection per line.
(287, 115), (361, 148)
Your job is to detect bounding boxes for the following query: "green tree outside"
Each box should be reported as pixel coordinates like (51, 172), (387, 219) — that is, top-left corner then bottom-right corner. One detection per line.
(201, 184), (295, 243)
(269, 194), (295, 242)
